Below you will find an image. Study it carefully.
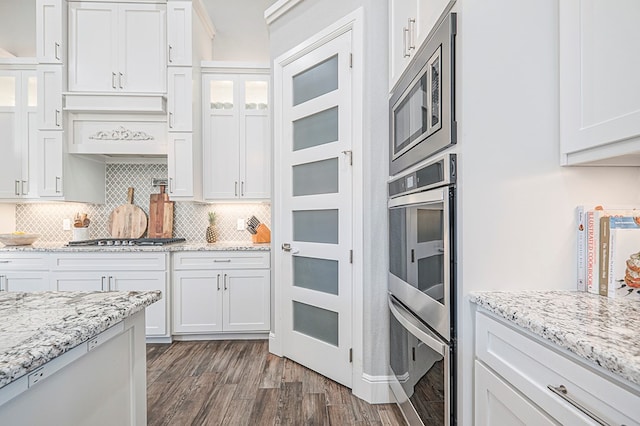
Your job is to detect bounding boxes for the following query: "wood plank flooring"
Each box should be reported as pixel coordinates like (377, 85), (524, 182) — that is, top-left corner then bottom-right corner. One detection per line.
(147, 340), (406, 425)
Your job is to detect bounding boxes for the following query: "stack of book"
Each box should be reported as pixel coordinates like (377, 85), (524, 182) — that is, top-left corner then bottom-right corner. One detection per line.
(577, 206), (640, 300)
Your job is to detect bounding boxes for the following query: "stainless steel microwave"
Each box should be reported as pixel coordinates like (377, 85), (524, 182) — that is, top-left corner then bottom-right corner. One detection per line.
(390, 13), (456, 176)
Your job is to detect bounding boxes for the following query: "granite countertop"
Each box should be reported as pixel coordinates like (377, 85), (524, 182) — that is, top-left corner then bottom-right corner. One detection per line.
(0, 291), (161, 389)
(470, 290), (640, 387)
(0, 241), (271, 252)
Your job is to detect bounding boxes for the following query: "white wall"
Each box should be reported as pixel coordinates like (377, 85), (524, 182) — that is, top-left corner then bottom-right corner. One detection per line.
(455, 0), (640, 423)
(0, 204), (16, 233)
(0, 0), (36, 57)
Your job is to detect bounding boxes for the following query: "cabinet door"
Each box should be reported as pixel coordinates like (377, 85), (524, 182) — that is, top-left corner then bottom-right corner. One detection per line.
(52, 271), (107, 291)
(37, 65), (63, 130)
(168, 132), (194, 198)
(0, 72), (24, 199)
(173, 270), (223, 333)
(167, 1), (192, 66)
(38, 131), (63, 197)
(389, 0), (417, 89)
(475, 361), (556, 426)
(560, 1), (640, 165)
(0, 272), (51, 292)
(415, 0), (454, 51)
(204, 77), (240, 199)
(111, 271), (167, 336)
(168, 67), (192, 132)
(118, 4), (167, 93)
(223, 269), (270, 332)
(36, 0), (64, 64)
(240, 77), (270, 199)
(68, 2), (118, 92)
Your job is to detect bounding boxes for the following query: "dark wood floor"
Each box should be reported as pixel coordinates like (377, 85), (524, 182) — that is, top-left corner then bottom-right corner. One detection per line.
(147, 340), (406, 425)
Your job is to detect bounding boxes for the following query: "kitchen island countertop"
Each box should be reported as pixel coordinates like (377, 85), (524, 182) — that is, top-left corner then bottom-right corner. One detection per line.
(0, 241), (270, 252)
(470, 290), (640, 387)
(0, 290), (161, 389)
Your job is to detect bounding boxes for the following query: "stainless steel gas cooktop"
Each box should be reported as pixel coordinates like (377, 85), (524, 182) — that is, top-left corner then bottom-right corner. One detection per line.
(67, 237), (186, 247)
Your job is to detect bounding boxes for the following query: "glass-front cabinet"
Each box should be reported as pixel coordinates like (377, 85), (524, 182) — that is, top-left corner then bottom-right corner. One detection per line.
(0, 69), (38, 200)
(202, 66), (270, 200)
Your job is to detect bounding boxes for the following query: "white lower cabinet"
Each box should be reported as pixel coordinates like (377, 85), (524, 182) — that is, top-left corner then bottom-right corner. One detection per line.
(0, 253), (51, 292)
(172, 251), (270, 335)
(475, 310), (640, 426)
(50, 253), (169, 337)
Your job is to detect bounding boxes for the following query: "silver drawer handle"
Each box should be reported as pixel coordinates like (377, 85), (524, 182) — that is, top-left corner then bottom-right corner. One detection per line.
(214, 259), (231, 263)
(547, 385), (609, 425)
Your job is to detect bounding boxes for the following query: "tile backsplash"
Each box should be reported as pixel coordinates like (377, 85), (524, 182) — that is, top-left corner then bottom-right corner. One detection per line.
(16, 163), (271, 243)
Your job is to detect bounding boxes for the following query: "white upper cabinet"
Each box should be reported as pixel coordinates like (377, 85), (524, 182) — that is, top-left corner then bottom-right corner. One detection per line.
(167, 1), (192, 66)
(68, 2), (167, 93)
(168, 132), (194, 198)
(167, 67), (192, 131)
(36, 0), (65, 64)
(560, 0), (640, 165)
(389, 0), (454, 90)
(203, 69), (270, 200)
(0, 70), (38, 200)
(37, 65), (63, 130)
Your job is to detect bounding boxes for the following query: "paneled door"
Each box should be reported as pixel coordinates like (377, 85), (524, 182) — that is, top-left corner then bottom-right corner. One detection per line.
(278, 30), (354, 387)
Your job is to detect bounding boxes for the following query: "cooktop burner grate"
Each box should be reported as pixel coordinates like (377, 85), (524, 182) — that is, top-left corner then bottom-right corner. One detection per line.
(67, 237), (187, 247)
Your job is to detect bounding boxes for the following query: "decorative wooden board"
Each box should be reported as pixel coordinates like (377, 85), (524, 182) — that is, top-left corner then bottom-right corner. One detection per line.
(108, 187), (148, 238)
(148, 185), (174, 238)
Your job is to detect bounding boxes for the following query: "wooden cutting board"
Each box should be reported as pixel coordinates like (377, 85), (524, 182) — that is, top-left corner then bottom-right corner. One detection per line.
(108, 187), (148, 238)
(148, 185), (174, 238)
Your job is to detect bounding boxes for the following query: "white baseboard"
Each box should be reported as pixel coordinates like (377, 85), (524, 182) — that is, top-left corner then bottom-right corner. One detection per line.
(353, 373), (395, 404)
(172, 333), (269, 341)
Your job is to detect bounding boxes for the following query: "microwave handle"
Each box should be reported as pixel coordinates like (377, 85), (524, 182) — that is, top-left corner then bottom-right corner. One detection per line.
(388, 294), (446, 356)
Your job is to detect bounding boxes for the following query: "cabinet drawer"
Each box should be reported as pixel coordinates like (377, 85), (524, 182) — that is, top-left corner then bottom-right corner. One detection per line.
(51, 252), (167, 271)
(172, 251), (269, 270)
(476, 311), (640, 426)
(0, 253), (49, 270)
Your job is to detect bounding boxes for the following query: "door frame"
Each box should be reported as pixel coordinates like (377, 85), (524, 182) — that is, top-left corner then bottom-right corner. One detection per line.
(270, 7), (365, 396)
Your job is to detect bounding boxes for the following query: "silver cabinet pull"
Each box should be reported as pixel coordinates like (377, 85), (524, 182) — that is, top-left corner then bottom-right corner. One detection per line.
(216, 274), (221, 291)
(403, 27), (410, 58)
(0, 275), (6, 291)
(0, 260), (10, 263)
(15, 181), (20, 196)
(101, 276), (106, 291)
(407, 18), (416, 50)
(547, 385), (608, 425)
(241, 181), (244, 197)
(235, 181), (238, 196)
(168, 45), (173, 63)
(55, 176), (62, 193)
(168, 177), (174, 193)
(112, 72), (117, 89)
(108, 276), (113, 291)
(169, 112), (173, 129)
(223, 274), (228, 290)
(54, 42), (60, 60)
(119, 73), (124, 89)
(214, 259), (231, 263)
(55, 109), (61, 127)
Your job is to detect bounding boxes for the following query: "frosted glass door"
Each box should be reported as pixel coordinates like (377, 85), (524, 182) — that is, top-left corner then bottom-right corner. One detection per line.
(278, 30), (354, 387)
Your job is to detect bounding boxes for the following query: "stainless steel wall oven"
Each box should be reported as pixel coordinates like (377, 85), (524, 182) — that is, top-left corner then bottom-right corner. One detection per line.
(389, 13), (456, 176)
(388, 153), (456, 425)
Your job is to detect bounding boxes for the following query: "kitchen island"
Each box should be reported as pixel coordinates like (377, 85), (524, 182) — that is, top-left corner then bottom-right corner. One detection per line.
(0, 290), (161, 426)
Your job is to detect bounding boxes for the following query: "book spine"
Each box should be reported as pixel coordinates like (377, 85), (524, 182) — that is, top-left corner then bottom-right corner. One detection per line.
(586, 210), (598, 294)
(607, 222), (618, 298)
(576, 206), (586, 291)
(599, 216), (611, 296)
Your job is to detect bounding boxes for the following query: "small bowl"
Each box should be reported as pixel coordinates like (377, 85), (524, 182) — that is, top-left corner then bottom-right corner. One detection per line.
(0, 233), (40, 246)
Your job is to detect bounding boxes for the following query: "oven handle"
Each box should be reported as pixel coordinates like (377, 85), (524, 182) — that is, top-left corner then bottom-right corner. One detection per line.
(388, 186), (446, 209)
(388, 294), (446, 357)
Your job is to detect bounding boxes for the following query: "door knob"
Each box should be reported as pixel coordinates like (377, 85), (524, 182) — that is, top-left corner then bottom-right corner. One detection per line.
(282, 243), (291, 252)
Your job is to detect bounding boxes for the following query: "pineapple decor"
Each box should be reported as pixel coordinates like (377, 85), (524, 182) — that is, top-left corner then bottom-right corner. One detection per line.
(206, 212), (217, 243)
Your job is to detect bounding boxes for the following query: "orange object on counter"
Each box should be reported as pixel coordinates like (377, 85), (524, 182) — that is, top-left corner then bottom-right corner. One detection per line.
(252, 224), (271, 243)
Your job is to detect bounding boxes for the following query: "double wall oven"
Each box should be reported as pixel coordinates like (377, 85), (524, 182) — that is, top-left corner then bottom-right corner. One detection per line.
(388, 12), (457, 426)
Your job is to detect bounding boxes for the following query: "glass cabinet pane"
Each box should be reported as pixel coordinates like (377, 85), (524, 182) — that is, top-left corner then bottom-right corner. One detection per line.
(210, 80), (234, 110)
(0, 76), (16, 107)
(27, 76), (37, 107)
(245, 80), (268, 110)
